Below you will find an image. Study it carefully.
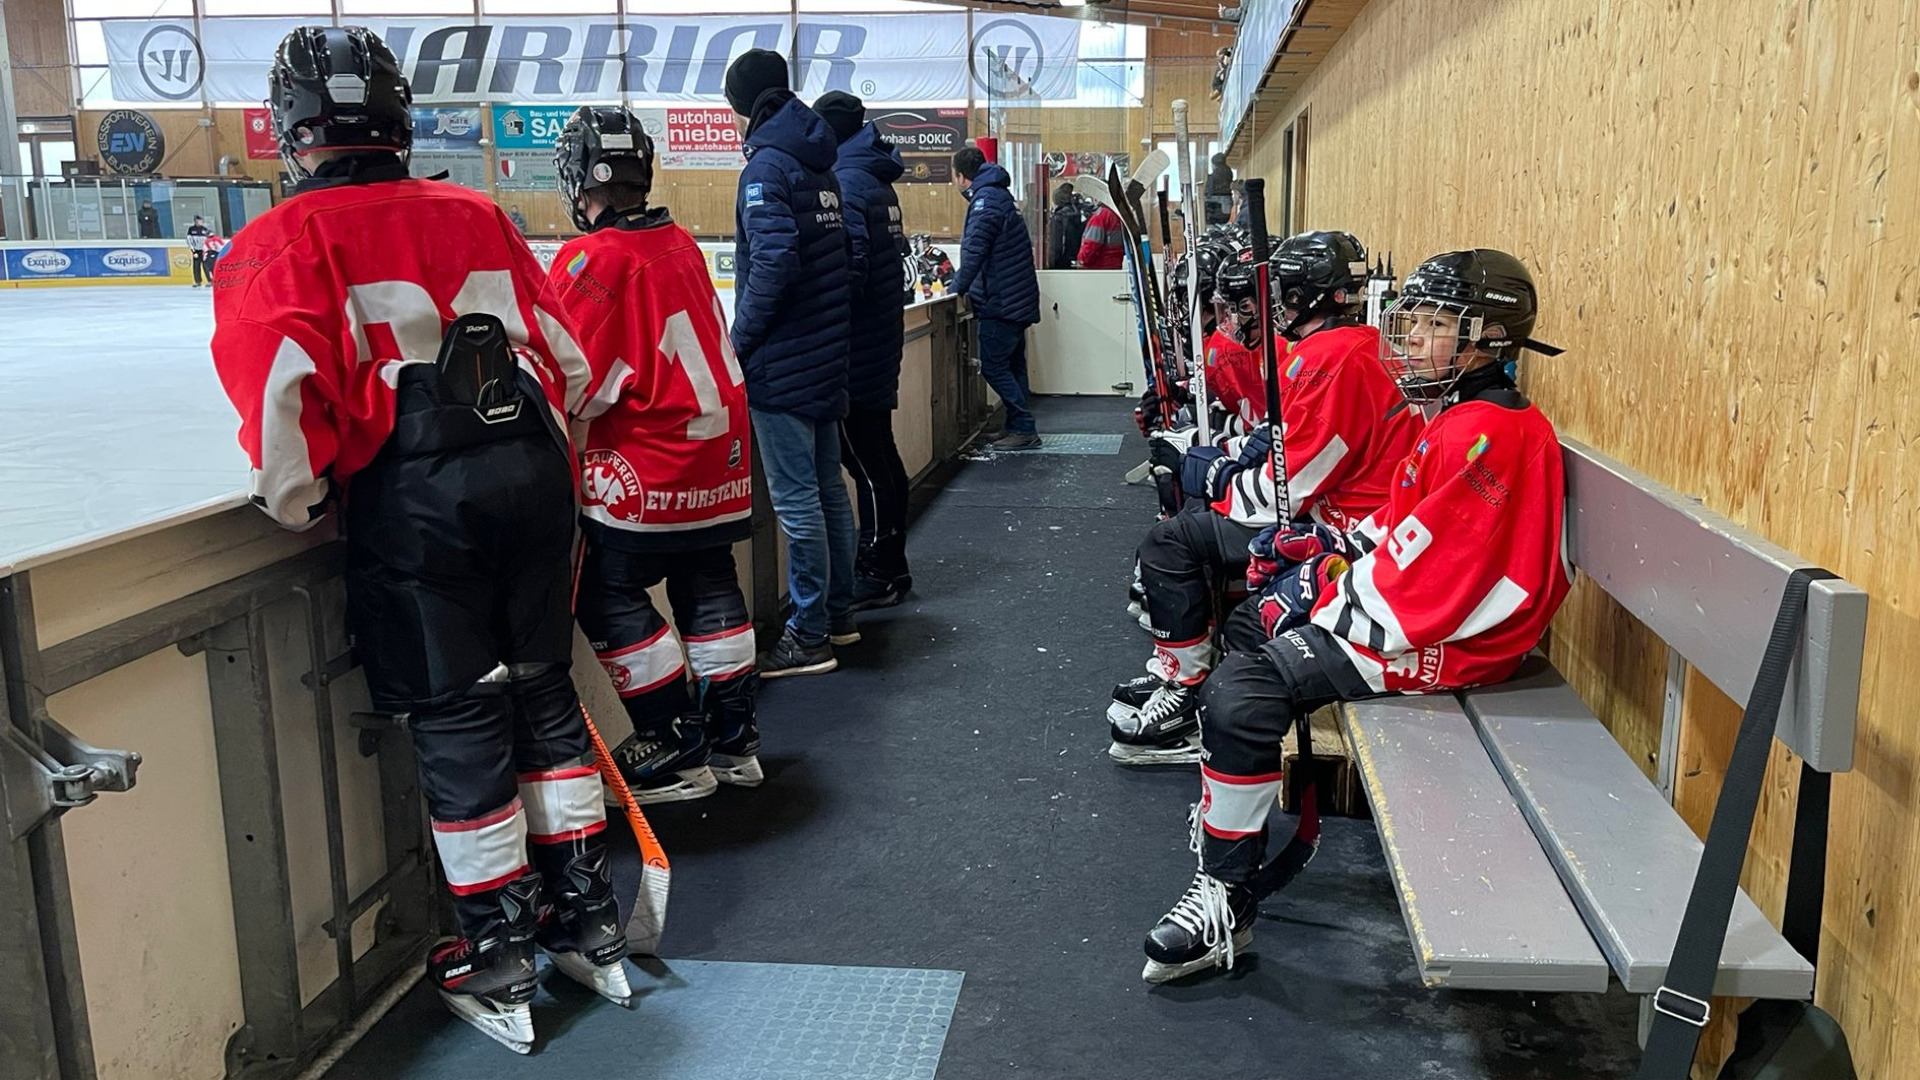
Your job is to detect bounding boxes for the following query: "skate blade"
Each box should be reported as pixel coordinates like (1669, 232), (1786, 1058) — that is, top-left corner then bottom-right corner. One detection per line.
(611, 765), (717, 806)
(546, 950), (634, 1008)
(1107, 737), (1202, 766)
(1141, 927), (1255, 984)
(438, 991), (533, 1053)
(710, 754), (765, 787)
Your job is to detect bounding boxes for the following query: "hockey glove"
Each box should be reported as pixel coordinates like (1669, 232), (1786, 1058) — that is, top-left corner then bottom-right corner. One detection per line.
(1181, 446), (1228, 500)
(1256, 553), (1350, 639)
(1247, 522), (1356, 592)
(1149, 426), (1198, 477)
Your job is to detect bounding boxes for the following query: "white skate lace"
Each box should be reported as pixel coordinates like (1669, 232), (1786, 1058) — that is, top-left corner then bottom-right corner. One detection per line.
(1163, 870), (1241, 972)
(1137, 682), (1193, 733)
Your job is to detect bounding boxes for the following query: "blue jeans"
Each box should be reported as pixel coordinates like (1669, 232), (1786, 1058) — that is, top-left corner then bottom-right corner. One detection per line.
(977, 317), (1035, 435)
(750, 408), (856, 646)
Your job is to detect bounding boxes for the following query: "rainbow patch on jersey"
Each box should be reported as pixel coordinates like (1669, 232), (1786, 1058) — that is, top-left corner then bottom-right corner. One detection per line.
(1467, 434), (1490, 461)
(566, 251), (588, 277)
(1286, 354), (1304, 378)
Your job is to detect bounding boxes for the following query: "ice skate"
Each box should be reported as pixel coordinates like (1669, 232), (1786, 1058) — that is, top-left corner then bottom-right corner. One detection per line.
(708, 720), (765, 787)
(1109, 680), (1203, 765)
(1142, 868), (1256, 983)
(535, 846), (632, 1006)
(430, 875), (540, 1053)
(610, 716), (716, 805)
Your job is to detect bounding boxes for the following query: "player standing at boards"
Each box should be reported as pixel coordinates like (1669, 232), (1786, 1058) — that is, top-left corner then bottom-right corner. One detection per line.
(548, 106), (762, 806)
(1140, 249), (1572, 983)
(210, 27), (626, 1052)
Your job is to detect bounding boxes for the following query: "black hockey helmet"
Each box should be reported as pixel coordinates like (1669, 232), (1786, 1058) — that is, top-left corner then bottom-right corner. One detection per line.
(1270, 230), (1369, 338)
(1168, 239), (1238, 337)
(554, 106), (658, 232)
(1211, 247), (1264, 349)
(267, 26), (412, 181)
(1382, 249), (1564, 401)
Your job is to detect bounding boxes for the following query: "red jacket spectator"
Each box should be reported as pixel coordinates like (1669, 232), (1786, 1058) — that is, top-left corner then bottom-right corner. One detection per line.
(1076, 205), (1126, 269)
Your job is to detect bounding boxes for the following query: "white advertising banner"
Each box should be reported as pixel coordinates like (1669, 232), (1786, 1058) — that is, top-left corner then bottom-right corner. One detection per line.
(101, 14), (1081, 106)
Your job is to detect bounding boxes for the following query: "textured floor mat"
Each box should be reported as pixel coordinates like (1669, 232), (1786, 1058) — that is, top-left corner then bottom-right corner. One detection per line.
(326, 960), (962, 1080)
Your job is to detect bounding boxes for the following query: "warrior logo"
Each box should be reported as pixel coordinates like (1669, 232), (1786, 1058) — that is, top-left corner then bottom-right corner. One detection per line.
(582, 449), (645, 523)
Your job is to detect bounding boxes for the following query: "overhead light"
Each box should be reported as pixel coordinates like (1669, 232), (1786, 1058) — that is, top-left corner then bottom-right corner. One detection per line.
(1060, 0), (1087, 6)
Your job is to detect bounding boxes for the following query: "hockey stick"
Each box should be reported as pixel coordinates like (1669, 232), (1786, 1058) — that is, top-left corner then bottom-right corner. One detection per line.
(581, 703), (671, 956)
(1108, 164), (1177, 429)
(1243, 178), (1293, 520)
(1173, 99), (1210, 445)
(1155, 182), (1188, 383)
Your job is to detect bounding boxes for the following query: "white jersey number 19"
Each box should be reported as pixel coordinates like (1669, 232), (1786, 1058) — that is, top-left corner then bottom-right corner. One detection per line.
(658, 297), (745, 441)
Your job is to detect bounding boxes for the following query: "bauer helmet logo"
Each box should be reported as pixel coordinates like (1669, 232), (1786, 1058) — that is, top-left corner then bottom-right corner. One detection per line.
(1484, 290), (1520, 304)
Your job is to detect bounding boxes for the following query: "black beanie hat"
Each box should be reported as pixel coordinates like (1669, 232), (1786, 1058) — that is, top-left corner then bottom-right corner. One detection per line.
(725, 49), (789, 116)
(814, 91), (866, 145)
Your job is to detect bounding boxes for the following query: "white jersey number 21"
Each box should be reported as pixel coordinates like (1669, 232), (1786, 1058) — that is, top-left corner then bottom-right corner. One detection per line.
(659, 297), (745, 441)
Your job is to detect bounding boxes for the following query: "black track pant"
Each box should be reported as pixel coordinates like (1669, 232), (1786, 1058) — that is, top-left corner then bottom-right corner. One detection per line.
(346, 366), (604, 941)
(1196, 626), (1373, 883)
(192, 250), (212, 285)
(840, 404), (912, 581)
(1138, 502), (1261, 684)
(574, 541), (757, 743)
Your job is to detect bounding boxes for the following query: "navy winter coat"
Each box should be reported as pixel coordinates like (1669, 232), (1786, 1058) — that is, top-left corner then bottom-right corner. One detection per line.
(732, 93), (851, 421)
(833, 124), (910, 411)
(951, 163), (1040, 326)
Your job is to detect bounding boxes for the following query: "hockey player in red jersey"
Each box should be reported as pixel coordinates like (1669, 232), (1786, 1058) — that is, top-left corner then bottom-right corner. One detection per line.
(1139, 248), (1571, 984)
(210, 28), (626, 1052)
(548, 106), (761, 806)
(1110, 232), (1419, 767)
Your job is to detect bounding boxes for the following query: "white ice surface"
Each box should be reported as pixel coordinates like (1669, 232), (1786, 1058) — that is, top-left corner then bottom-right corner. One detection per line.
(0, 286), (247, 570)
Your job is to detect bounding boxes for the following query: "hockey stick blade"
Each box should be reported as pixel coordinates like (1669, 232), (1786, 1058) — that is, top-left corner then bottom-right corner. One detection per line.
(1128, 147), (1171, 193)
(582, 704), (671, 956)
(1067, 173), (1112, 209)
(1124, 459), (1154, 484)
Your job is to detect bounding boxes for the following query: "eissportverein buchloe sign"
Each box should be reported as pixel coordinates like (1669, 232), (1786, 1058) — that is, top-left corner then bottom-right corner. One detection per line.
(102, 14), (1082, 105)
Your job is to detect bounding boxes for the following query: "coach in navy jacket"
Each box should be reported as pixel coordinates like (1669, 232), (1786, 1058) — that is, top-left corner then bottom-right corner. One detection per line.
(951, 148), (1041, 448)
(816, 91), (916, 605)
(727, 49), (858, 671)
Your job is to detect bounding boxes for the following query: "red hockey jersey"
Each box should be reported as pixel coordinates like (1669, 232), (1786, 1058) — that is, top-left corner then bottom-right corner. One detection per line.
(1203, 329), (1263, 438)
(1210, 324), (1420, 530)
(211, 177), (588, 529)
(1311, 395), (1571, 693)
(552, 214), (753, 548)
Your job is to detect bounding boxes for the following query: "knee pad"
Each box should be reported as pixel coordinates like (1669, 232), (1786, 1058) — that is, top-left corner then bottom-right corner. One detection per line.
(686, 624), (754, 683)
(431, 796), (531, 901)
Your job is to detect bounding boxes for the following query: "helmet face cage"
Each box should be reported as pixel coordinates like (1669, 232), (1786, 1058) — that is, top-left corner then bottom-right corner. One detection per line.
(1381, 296), (1484, 402)
(1212, 258), (1260, 350)
(269, 27), (412, 182)
(555, 106), (656, 232)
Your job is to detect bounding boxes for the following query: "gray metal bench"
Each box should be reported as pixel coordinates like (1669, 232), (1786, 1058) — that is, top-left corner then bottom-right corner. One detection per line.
(1342, 437), (1866, 1000)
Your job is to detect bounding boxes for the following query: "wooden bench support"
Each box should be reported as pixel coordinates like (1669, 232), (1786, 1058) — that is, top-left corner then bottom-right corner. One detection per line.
(1342, 696), (1610, 992)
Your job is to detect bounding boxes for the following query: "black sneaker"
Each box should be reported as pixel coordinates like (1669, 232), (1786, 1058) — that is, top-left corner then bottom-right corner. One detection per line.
(992, 431), (1042, 452)
(1142, 869), (1257, 983)
(1108, 680), (1202, 766)
(759, 629), (837, 678)
(829, 614), (861, 647)
(852, 572), (906, 611)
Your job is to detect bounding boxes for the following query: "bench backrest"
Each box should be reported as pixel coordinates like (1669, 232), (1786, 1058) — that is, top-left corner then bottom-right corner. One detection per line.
(1560, 438), (1867, 773)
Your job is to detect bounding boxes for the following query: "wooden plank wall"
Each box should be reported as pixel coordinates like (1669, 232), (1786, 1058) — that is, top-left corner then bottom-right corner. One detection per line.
(5, 0), (73, 118)
(1246, 0), (1919, 1075)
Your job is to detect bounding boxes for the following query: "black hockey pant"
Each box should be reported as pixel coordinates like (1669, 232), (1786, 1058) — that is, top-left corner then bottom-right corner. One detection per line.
(1196, 626), (1373, 884)
(1138, 502), (1261, 685)
(840, 404), (912, 582)
(192, 250), (212, 285)
(346, 366), (605, 942)
(574, 542), (757, 744)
